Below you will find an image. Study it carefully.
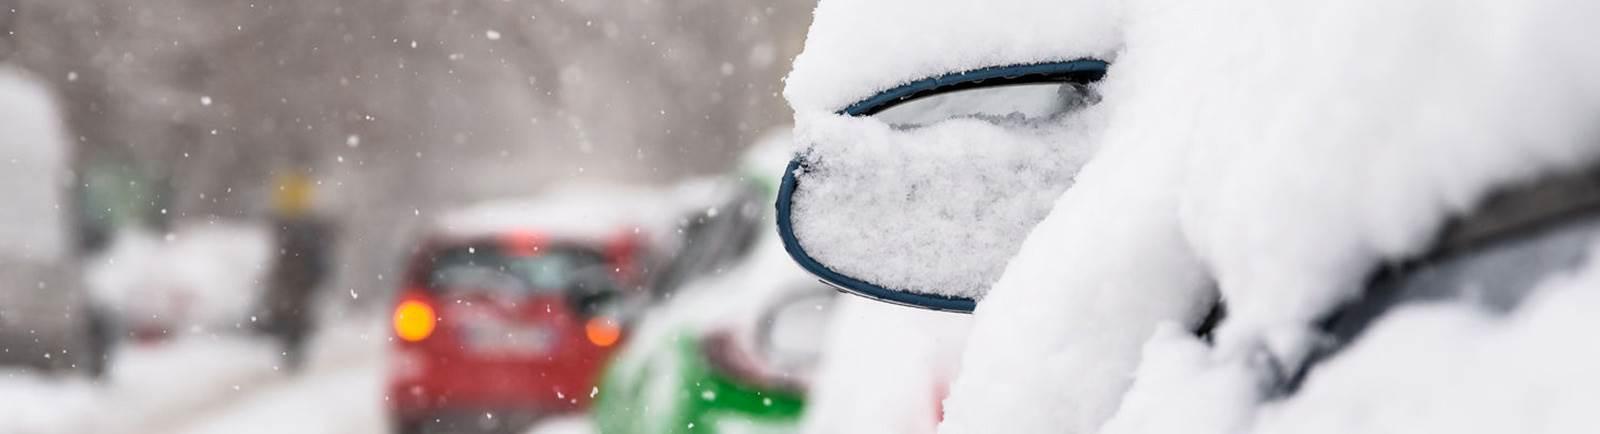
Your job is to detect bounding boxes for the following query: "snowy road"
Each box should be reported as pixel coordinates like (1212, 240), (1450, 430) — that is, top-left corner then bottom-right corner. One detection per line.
(0, 317), (390, 434)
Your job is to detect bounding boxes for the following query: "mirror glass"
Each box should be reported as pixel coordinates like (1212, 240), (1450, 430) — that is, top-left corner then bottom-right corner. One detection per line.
(781, 80), (1101, 311)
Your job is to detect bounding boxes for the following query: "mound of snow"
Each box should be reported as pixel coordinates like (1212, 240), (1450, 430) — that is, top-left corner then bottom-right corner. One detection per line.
(1104, 241), (1600, 434)
(791, 108), (1102, 298)
(804, 0), (1600, 431)
(85, 222), (274, 331)
(784, 0), (1120, 113)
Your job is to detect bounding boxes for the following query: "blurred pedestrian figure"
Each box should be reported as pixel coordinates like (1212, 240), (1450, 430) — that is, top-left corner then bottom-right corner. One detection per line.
(259, 171), (336, 371)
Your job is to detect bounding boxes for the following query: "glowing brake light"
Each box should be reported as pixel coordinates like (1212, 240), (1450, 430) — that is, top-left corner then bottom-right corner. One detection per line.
(585, 317), (622, 347)
(394, 300), (437, 342)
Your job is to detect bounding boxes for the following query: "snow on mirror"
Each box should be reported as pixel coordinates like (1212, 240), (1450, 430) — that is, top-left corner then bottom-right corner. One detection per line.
(872, 82), (1097, 129)
(778, 61), (1108, 313)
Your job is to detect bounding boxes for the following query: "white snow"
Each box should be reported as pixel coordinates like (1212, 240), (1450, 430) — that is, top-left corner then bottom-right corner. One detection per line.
(526, 415), (596, 434)
(783, 0), (1120, 297)
(790, 107), (1102, 298)
(85, 222), (275, 333)
(784, 0), (1121, 114)
(1104, 241), (1600, 434)
(782, 0), (1600, 431)
(0, 66), (69, 262)
(0, 318), (387, 434)
(434, 183), (679, 246)
(434, 181), (750, 268)
(0, 369), (96, 434)
(800, 296), (969, 434)
(0, 317), (387, 434)
(935, 123), (1211, 433)
(167, 321), (387, 434)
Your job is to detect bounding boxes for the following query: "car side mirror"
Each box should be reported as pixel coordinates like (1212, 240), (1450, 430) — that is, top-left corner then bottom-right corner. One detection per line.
(777, 60), (1109, 313)
(757, 288), (838, 378)
(568, 267), (624, 318)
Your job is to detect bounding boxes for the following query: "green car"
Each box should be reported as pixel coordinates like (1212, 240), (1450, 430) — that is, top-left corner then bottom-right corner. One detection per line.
(592, 236), (836, 434)
(595, 331), (805, 434)
(590, 128), (835, 434)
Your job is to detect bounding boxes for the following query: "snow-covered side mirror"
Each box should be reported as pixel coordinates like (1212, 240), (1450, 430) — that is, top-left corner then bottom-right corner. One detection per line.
(757, 287), (838, 379)
(777, 60), (1109, 313)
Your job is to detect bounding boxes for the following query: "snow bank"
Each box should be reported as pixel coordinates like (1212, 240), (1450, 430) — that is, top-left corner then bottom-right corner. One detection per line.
(930, 0), (1600, 431)
(790, 109), (1103, 298)
(784, 0), (1121, 113)
(1104, 241), (1600, 434)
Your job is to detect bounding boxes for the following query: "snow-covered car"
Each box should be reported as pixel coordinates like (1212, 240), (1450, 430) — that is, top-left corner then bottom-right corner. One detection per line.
(0, 66), (78, 372)
(772, 2), (1136, 428)
(82, 222), (277, 377)
(780, 0), (1600, 433)
(1274, 164), (1600, 401)
(781, 0), (1600, 433)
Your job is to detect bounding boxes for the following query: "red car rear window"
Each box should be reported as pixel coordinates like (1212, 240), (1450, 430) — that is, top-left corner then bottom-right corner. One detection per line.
(425, 244), (611, 299)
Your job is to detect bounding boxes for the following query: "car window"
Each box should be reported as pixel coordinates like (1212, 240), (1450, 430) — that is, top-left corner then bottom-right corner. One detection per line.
(427, 245), (612, 299)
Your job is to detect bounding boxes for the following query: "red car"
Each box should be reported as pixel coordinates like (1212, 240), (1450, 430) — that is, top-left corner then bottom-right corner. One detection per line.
(387, 230), (645, 434)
